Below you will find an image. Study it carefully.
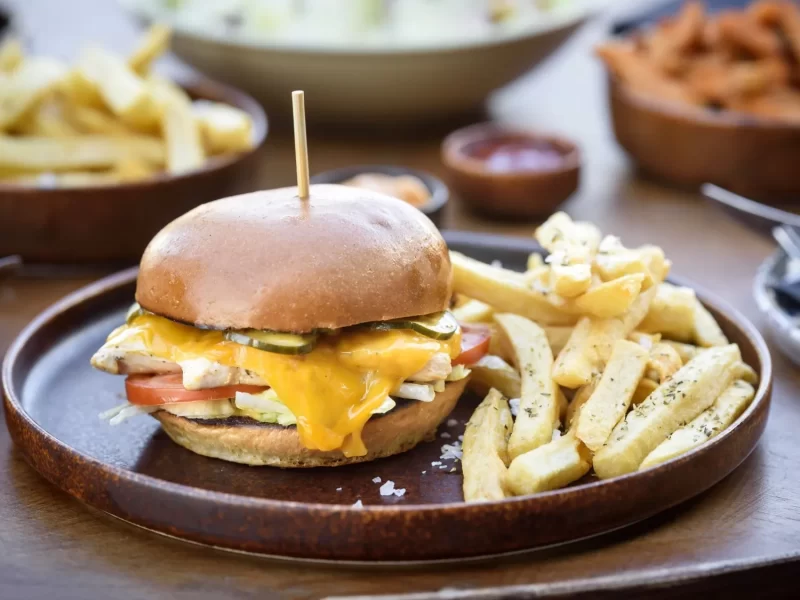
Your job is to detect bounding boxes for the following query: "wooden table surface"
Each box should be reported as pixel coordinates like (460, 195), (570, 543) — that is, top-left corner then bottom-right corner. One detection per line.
(2, 1), (800, 599)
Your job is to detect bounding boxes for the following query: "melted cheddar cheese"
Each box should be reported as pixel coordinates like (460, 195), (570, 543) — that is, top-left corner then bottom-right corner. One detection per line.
(105, 314), (461, 457)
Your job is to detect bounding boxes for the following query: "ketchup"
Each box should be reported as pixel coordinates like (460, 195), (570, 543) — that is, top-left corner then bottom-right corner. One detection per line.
(465, 138), (566, 173)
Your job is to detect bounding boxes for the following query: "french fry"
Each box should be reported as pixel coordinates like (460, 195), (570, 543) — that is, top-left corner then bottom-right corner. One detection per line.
(494, 313), (560, 459)
(468, 355), (521, 399)
(567, 379), (596, 428)
(637, 283), (696, 342)
(0, 37), (23, 72)
(12, 99), (79, 138)
(574, 273), (645, 319)
(462, 388), (513, 502)
(59, 69), (105, 108)
(717, 11), (782, 58)
(506, 430), (592, 496)
(151, 76), (205, 175)
(536, 212), (602, 299)
(193, 100), (254, 154)
(575, 340), (650, 452)
(128, 24), (172, 75)
(526, 252), (545, 271)
(78, 46), (160, 130)
(0, 134), (164, 171)
(780, 1), (800, 64)
(628, 331), (661, 349)
(0, 170), (121, 188)
(632, 377), (659, 405)
(593, 344), (741, 479)
(61, 101), (133, 135)
(661, 340), (702, 364)
(450, 251), (577, 326)
(733, 361), (759, 385)
(640, 380), (755, 470)
(544, 326), (573, 356)
(114, 158), (157, 182)
(451, 298), (494, 324)
(692, 299), (729, 347)
(646, 342), (683, 382)
(553, 285), (657, 388)
(0, 57), (66, 130)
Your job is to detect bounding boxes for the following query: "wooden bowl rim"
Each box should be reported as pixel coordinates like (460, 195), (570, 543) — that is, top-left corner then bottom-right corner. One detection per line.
(608, 75), (800, 133)
(2, 236), (773, 516)
(0, 76), (268, 196)
(441, 122), (581, 181)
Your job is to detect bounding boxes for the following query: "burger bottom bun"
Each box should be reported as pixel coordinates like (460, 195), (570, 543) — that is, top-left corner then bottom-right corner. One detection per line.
(153, 378), (468, 468)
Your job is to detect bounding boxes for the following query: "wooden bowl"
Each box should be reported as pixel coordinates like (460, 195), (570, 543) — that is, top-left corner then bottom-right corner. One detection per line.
(310, 164), (449, 228)
(0, 77), (268, 264)
(609, 78), (800, 200)
(441, 123), (580, 220)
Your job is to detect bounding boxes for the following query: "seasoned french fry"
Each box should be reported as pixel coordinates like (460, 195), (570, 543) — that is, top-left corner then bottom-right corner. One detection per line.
(0, 37), (23, 72)
(574, 273), (645, 319)
(661, 340), (702, 364)
(640, 380), (755, 470)
(0, 57), (66, 130)
(628, 331), (661, 349)
(536, 212), (602, 298)
(0, 134), (164, 171)
(637, 283), (696, 342)
(468, 355), (521, 399)
(593, 344), (741, 479)
(526, 252), (545, 271)
(494, 313), (560, 459)
(632, 377), (659, 405)
(462, 388), (513, 502)
(129, 24), (172, 75)
(692, 298), (729, 347)
(78, 46), (160, 130)
(646, 342), (683, 382)
(151, 76), (205, 174)
(717, 11), (781, 58)
(450, 251), (577, 326)
(567, 379), (596, 428)
(733, 361), (759, 385)
(553, 285), (656, 388)
(506, 430), (592, 496)
(544, 326), (573, 356)
(451, 298), (494, 324)
(193, 100), (254, 154)
(575, 340), (649, 452)
(594, 239), (669, 290)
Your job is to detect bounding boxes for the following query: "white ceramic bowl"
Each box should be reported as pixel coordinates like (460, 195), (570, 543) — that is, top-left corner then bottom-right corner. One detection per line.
(124, 2), (604, 124)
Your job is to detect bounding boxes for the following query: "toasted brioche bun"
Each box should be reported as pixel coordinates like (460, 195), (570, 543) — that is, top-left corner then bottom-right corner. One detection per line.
(136, 184), (452, 333)
(154, 378), (467, 468)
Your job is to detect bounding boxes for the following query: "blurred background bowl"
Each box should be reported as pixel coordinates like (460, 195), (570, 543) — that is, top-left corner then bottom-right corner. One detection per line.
(0, 76), (267, 264)
(124, 1), (604, 125)
(609, 78), (800, 201)
(310, 164), (449, 228)
(442, 122), (580, 220)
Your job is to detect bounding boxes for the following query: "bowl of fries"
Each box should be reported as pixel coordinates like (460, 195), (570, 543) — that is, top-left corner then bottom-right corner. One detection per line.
(0, 27), (267, 263)
(447, 212), (769, 509)
(598, 1), (800, 199)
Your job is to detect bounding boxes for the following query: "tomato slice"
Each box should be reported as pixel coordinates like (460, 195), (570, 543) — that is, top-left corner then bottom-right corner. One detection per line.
(125, 374), (267, 406)
(453, 323), (491, 366)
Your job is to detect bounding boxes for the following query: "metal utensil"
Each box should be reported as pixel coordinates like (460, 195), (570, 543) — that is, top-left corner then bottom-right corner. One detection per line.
(702, 183), (800, 234)
(0, 254), (22, 278)
(774, 225), (800, 262)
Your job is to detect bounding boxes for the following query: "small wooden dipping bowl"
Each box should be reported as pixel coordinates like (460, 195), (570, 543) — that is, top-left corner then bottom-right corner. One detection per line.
(609, 77), (800, 200)
(441, 123), (580, 220)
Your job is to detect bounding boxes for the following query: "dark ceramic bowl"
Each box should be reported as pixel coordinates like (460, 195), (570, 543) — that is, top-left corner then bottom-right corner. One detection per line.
(608, 77), (800, 200)
(441, 122), (580, 221)
(310, 164), (449, 228)
(0, 76), (268, 264)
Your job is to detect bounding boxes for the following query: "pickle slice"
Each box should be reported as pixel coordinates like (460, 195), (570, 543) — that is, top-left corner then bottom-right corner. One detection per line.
(224, 330), (318, 355)
(126, 302), (146, 324)
(369, 311), (458, 340)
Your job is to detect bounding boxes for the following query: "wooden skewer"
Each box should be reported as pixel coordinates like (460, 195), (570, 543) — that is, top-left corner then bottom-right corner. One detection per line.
(292, 90), (310, 200)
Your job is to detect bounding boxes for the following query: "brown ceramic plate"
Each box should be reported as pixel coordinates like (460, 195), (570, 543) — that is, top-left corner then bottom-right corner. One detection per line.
(0, 76), (267, 265)
(608, 77), (800, 200)
(2, 232), (772, 563)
